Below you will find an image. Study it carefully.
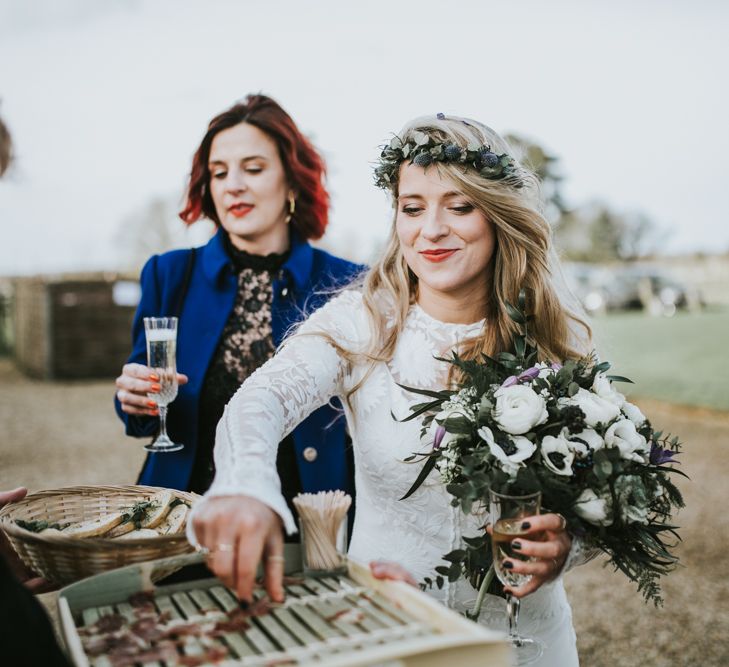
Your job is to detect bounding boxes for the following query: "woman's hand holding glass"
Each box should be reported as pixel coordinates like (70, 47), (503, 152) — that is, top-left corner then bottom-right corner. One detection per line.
(487, 511), (571, 598)
(192, 495), (286, 606)
(115, 362), (189, 417)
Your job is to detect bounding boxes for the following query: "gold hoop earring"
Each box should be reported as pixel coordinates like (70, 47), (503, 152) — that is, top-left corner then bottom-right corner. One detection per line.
(285, 193), (296, 224)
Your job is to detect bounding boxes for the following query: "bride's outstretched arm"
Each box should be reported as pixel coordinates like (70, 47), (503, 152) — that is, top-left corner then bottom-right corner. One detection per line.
(188, 291), (364, 603)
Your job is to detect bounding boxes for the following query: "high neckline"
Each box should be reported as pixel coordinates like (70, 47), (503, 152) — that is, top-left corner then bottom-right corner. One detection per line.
(223, 233), (290, 272)
(410, 302), (486, 334)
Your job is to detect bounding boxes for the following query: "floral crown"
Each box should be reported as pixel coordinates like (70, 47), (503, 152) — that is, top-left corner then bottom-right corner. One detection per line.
(374, 128), (519, 191)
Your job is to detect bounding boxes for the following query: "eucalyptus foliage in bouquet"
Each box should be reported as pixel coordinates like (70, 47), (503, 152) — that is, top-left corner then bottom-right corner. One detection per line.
(400, 294), (684, 615)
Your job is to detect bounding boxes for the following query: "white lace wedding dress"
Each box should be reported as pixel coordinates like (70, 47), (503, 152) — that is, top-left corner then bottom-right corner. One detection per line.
(195, 290), (584, 666)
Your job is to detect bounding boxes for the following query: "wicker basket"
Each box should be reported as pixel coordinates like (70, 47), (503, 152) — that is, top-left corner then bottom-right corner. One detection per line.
(0, 485), (199, 585)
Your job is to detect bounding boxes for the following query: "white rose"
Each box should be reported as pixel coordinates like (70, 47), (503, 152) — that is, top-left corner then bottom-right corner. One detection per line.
(561, 388), (621, 428)
(562, 427), (604, 457)
(621, 401), (647, 427)
(492, 385), (548, 435)
(604, 419), (650, 463)
(592, 372), (625, 409)
(573, 488), (613, 526)
(541, 434), (575, 476)
(478, 426), (536, 478)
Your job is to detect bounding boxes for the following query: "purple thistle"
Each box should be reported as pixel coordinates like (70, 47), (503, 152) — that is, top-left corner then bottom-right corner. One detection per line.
(433, 425), (446, 450)
(502, 365), (541, 388)
(650, 442), (681, 465)
(517, 366), (541, 382)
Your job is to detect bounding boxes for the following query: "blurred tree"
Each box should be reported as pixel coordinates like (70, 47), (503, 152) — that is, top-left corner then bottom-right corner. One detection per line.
(557, 202), (662, 262)
(504, 134), (666, 262)
(114, 196), (180, 272)
(114, 196), (214, 272)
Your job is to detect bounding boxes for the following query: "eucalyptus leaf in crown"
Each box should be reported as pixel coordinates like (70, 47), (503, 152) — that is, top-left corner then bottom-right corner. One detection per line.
(374, 132), (519, 190)
(398, 290), (685, 619)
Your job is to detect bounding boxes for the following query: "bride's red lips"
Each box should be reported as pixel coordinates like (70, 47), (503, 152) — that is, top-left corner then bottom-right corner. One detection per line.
(228, 203), (254, 218)
(420, 249), (458, 263)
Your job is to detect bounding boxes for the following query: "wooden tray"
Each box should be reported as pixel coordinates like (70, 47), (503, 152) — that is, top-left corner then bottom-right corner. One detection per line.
(58, 547), (511, 666)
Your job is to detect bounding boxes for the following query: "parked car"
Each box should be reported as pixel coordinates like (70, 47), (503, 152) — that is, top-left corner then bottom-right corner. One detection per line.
(564, 263), (700, 316)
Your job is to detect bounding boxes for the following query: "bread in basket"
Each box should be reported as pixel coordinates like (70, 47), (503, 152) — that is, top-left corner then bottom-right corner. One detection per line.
(0, 485), (199, 584)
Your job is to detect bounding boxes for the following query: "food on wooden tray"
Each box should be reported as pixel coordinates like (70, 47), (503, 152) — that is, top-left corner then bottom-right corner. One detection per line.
(158, 502), (189, 535)
(64, 511), (126, 538)
(13, 493), (190, 540)
(75, 578), (389, 667)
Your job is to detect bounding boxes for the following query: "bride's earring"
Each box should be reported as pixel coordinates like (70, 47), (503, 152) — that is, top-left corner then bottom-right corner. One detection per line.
(285, 193), (296, 224)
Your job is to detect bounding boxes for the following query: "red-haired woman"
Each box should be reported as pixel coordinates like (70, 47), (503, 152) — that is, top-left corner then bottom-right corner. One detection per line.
(114, 95), (362, 511)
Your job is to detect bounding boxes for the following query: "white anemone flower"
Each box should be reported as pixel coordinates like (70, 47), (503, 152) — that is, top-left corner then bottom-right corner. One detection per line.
(478, 426), (536, 478)
(540, 434), (575, 476)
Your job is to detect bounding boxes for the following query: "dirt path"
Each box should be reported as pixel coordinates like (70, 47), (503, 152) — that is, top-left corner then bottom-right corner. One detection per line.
(1, 359), (727, 665)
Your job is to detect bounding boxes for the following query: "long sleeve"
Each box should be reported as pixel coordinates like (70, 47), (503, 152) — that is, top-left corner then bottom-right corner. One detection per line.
(189, 291), (367, 537)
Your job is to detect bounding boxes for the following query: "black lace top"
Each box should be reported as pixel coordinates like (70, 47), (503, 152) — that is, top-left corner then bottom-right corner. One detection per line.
(189, 236), (302, 521)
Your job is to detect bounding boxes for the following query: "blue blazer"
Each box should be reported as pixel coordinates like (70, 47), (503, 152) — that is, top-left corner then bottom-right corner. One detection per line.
(115, 228), (363, 493)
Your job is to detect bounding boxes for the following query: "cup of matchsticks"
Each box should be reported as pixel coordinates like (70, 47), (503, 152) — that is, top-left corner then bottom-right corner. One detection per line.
(293, 490), (350, 577)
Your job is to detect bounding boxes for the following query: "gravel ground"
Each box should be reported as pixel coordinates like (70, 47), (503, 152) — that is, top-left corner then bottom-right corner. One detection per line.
(1, 358), (727, 666)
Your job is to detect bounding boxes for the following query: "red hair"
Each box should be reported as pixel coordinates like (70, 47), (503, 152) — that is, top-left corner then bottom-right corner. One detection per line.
(180, 94), (329, 240)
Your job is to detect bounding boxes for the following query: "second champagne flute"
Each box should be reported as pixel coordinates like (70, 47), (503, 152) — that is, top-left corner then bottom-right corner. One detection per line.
(490, 488), (543, 665)
(144, 317), (183, 453)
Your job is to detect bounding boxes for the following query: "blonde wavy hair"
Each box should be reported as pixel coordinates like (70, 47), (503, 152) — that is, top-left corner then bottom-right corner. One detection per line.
(317, 115), (590, 396)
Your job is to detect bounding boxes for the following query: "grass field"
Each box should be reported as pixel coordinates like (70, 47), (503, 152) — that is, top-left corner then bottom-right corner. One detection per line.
(591, 308), (729, 411)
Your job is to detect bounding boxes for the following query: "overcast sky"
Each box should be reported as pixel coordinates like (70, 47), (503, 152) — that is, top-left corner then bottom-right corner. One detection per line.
(0, 0), (726, 275)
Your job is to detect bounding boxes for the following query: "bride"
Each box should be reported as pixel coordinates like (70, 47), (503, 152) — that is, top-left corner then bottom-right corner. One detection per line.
(190, 114), (592, 666)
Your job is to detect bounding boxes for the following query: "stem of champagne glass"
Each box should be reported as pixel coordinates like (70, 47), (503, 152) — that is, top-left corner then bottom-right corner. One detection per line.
(506, 593), (523, 646)
(158, 405), (169, 441)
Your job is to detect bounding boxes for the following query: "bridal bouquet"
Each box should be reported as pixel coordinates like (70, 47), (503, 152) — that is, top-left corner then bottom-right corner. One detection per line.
(400, 295), (684, 612)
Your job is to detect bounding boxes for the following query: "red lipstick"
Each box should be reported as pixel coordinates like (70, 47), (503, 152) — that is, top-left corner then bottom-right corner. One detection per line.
(420, 249), (458, 263)
(228, 203), (254, 218)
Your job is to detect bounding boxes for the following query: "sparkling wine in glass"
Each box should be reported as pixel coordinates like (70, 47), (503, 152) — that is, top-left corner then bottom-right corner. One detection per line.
(490, 489), (543, 665)
(144, 317), (183, 453)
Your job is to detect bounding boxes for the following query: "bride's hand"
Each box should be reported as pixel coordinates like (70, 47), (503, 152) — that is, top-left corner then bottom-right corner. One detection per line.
(192, 495), (285, 606)
(488, 512), (571, 599)
(369, 560), (418, 587)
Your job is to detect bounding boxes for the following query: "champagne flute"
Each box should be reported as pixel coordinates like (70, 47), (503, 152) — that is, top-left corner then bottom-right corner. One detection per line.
(489, 489), (543, 665)
(143, 317), (183, 453)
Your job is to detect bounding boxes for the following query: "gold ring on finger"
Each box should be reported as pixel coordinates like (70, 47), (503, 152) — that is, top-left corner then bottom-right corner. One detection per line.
(214, 543), (235, 553)
(266, 555), (285, 563)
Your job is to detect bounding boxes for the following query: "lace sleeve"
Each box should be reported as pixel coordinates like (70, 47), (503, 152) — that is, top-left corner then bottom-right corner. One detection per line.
(189, 291), (367, 539)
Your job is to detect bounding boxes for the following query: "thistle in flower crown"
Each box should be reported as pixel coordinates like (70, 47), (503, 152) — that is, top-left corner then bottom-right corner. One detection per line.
(374, 128), (520, 191)
(398, 289), (685, 618)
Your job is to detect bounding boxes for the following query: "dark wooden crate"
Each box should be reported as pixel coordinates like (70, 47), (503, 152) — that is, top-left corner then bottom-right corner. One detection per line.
(13, 274), (137, 379)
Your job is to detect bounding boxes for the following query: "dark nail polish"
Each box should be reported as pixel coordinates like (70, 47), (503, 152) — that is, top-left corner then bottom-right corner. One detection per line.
(239, 599), (250, 611)
(503, 561), (514, 570)
(521, 521), (531, 530)
(512, 541), (522, 550)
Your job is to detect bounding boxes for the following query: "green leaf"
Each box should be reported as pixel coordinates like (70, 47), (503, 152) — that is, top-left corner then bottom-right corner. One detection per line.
(568, 382), (580, 397)
(400, 456), (437, 500)
(514, 336), (526, 358)
(504, 302), (526, 325)
(443, 549), (467, 563)
(607, 375), (634, 384)
(396, 382), (451, 401)
(443, 415), (473, 434)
